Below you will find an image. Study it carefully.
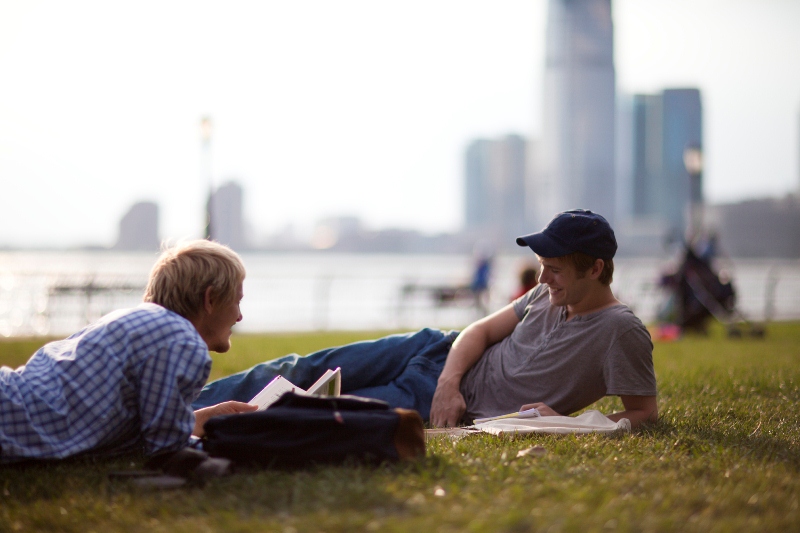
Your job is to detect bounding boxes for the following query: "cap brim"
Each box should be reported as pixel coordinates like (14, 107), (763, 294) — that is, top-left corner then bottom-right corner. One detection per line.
(516, 232), (572, 258)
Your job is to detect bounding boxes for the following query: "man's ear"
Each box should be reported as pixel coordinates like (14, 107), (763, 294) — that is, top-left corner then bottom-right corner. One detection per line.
(202, 286), (215, 315)
(589, 259), (605, 280)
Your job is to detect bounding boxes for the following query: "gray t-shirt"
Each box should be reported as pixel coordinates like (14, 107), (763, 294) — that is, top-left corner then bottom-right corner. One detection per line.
(460, 284), (657, 421)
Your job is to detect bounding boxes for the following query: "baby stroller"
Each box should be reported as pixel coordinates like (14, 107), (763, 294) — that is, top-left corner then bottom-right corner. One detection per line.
(659, 246), (764, 338)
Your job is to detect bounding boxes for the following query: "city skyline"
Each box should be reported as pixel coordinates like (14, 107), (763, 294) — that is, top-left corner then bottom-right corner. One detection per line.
(1, 0), (799, 248)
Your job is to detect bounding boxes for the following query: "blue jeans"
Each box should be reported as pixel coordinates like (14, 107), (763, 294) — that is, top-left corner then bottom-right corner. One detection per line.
(193, 328), (459, 421)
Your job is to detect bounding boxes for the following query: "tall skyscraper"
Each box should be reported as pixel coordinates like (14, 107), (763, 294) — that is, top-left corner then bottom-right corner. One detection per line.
(464, 134), (527, 245)
(531, 0), (616, 229)
(208, 181), (246, 250)
(114, 201), (159, 251)
(625, 88), (703, 239)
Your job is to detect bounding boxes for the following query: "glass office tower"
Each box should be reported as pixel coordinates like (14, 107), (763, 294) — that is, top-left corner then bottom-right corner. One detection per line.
(531, 0), (616, 229)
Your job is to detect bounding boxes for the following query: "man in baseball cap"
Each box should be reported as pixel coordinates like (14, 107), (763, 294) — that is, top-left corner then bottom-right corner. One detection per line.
(430, 208), (655, 427)
(511, 209), (620, 314)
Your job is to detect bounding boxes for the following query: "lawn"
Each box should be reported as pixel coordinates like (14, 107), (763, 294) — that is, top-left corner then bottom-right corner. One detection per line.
(1, 323), (798, 533)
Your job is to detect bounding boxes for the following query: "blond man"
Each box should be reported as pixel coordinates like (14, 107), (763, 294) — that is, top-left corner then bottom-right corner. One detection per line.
(0, 240), (254, 463)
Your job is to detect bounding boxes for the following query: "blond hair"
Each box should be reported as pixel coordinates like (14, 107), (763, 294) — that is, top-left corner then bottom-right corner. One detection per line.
(143, 240), (246, 319)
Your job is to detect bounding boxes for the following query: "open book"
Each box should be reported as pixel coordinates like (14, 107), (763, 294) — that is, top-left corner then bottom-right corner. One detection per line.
(249, 367), (342, 411)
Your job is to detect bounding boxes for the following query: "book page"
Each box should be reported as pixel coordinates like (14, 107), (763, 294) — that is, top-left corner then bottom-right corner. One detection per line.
(249, 375), (303, 411)
(306, 367), (341, 397)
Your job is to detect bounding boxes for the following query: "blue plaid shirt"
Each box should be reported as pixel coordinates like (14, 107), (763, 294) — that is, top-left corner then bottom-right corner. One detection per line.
(0, 303), (211, 463)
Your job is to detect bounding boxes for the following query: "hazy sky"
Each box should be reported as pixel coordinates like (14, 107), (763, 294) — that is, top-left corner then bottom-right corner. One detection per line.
(1, 0), (799, 248)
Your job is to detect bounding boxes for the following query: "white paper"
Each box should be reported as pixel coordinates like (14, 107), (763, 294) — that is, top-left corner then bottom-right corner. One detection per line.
(248, 367), (342, 411)
(474, 410), (630, 435)
(249, 375), (301, 411)
(306, 367), (341, 396)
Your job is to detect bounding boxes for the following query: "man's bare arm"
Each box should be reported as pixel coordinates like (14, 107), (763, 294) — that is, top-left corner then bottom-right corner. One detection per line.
(606, 395), (658, 429)
(429, 304), (520, 427)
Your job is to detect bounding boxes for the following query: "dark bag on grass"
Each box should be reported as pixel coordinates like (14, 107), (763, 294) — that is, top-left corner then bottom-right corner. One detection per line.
(202, 392), (425, 468)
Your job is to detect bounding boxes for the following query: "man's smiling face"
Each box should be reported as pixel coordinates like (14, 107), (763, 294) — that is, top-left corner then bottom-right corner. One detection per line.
(536, 256), (594, 309)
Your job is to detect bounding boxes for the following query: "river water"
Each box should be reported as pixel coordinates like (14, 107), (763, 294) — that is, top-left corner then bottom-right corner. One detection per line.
(1, 251), (798, 337)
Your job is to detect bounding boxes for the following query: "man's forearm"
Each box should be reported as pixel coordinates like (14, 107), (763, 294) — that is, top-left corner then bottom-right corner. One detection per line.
(430, 305), (521, 427)
(609, 395), (658, 429)
(437, 325), (488, 387)
(437, 305), (521, 388)
(429, 327), (487, 427)
(607, 406), (658, 429)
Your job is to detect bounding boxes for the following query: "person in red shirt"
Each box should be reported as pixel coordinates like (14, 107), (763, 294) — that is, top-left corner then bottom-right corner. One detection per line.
(511, 264), (539, 301)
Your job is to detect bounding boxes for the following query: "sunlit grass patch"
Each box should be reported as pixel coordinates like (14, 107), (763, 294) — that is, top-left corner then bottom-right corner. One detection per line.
(1, 322), (799, 532)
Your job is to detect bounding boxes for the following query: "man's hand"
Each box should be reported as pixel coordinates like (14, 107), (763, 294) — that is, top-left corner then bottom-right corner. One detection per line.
(193, 401), (258, 437)
(519, 402), (561, 417)
(430, 381), (467, 427)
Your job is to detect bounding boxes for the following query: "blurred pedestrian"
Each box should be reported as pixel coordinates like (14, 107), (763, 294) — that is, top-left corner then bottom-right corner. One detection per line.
(511, 264), (539, 301)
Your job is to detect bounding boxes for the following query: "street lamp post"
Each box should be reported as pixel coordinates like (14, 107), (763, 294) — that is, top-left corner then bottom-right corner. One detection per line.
(683, 143), (703, 247)
(200, 116), (214, 240)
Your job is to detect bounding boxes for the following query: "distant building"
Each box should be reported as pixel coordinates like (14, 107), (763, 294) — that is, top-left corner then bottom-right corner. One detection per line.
(706, 195), (800, 258)
(208, 181), (246, 250)
(310, 216), (471, 254)
(638, 89), (703, 234)
(464, 134), (527, 246)
(114, 201), (159, 251)
(615, 88), (703, 254)
(465, 140), (492, 233)
(531, 0), (616, 229)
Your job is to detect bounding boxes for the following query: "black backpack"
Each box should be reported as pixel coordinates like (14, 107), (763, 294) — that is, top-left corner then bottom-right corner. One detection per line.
(201, 392), (425, 468)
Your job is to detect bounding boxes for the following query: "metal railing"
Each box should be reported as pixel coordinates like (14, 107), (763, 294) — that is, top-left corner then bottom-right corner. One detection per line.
(1, 256), (798, 338)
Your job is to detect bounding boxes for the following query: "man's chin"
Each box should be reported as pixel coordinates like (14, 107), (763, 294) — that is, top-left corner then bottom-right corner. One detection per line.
(211, 340), (232, 353)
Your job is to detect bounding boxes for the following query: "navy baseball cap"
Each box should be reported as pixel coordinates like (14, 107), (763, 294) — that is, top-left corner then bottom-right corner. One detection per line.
(516, 209), (617, 260)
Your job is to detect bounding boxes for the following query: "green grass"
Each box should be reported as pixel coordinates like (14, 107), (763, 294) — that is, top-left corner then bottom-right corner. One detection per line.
(1, 323), (799, 532)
